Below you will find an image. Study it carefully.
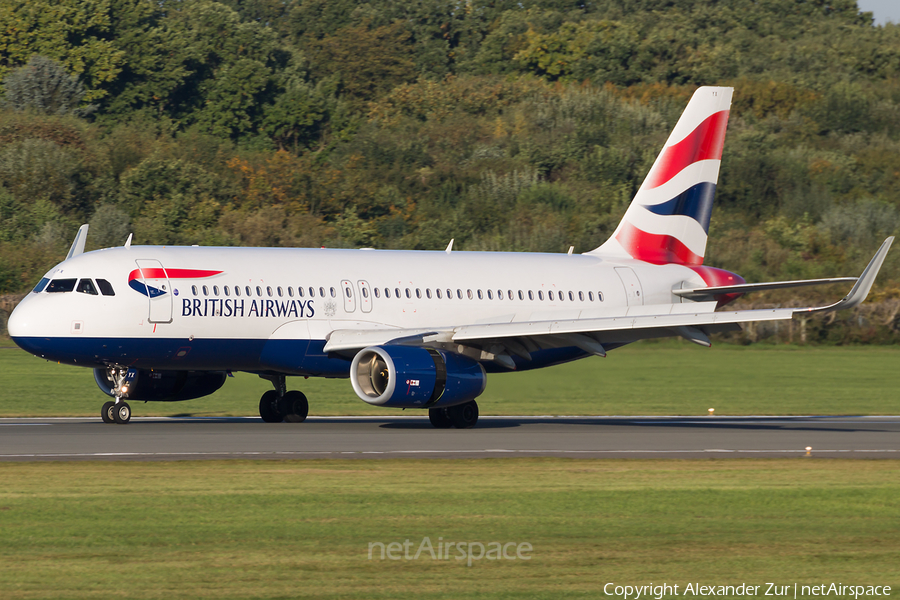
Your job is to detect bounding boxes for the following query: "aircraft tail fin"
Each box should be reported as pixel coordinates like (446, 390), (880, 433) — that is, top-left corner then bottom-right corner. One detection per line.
(589, 86), (733, 265)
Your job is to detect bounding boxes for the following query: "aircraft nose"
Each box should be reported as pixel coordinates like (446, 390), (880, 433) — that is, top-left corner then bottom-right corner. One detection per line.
(7, 296), (35, 340)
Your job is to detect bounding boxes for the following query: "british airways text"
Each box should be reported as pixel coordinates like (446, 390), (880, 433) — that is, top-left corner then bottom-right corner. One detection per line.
(181, 298), (315, 318)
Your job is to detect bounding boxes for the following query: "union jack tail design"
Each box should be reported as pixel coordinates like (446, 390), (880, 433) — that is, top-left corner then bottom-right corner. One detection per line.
(591, 86), (733, 265)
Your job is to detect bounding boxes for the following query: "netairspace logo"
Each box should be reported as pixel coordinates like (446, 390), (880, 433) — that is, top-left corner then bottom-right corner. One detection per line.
(603, 583), (892, 599)
(368, 537), (532, 567)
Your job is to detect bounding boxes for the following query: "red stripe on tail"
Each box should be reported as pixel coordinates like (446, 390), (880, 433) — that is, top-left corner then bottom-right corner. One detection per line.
(615, 221), (704, 265)
(645, 110), (730, 189)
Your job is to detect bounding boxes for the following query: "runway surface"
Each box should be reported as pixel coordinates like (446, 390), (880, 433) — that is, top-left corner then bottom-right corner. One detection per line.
(1, 415), (899, 461)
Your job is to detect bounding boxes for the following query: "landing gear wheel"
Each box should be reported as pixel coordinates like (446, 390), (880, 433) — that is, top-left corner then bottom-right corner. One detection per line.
(112, 402), (131, 424)
(448, 400), (479, 429)
(101, 401), (115, 424)
(259, 390), (283, 423)
(428, 408), (453, 429)
(280, 391), (309, 423)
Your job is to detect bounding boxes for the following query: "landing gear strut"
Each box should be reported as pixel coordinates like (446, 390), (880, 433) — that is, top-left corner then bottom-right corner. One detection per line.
(101, 367), (132, 424)
(258, 374), (309, 423)
(429, 400), (479, 429)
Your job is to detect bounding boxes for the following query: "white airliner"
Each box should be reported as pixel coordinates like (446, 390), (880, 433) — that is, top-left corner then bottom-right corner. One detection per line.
(8, 87), (894, 427)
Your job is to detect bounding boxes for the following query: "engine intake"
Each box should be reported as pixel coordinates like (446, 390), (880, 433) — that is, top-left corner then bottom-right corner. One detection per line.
(350, 345), (486, 409)
(94, 368), (227, 402)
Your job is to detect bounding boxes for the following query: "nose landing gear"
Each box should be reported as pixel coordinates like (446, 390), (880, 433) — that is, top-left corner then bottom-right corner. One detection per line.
(101, 367), (132, 424)
(258, 375), (309, 423)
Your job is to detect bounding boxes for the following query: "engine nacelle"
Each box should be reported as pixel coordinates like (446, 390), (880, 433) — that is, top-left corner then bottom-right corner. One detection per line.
(350, 345), (486, 409)
(94, 368), (227, 402)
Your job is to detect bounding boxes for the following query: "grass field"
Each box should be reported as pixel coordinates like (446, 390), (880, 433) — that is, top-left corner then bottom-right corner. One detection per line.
(0, 459), (897, 599)
(1, 341), (899, 417)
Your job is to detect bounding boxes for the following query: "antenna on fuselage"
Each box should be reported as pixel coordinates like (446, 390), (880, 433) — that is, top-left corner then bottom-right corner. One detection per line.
(124, 233), (133, 249)
(65, 224), (89, 260)
(445, 239), (454, 253)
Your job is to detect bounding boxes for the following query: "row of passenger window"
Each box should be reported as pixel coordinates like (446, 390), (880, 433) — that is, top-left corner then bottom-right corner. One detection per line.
(191, 284), (337, 298)
(371, 287), (604, 303)
(190, 283), (603, 303)
(34, 277), (115, 296)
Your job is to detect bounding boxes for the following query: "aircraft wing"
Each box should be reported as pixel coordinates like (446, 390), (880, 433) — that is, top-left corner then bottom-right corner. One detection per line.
(323, 237), (893, 368)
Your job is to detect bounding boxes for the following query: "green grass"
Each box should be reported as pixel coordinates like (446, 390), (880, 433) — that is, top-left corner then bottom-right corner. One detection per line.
(0, 459), (897, 599)
(1, 341), (899, 417)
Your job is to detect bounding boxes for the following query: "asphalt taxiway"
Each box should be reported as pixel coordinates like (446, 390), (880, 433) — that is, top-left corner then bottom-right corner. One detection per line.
(0, 415), (898, 461)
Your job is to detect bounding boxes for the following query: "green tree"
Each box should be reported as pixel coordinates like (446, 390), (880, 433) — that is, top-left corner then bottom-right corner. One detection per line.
(2, 55), (95, 116)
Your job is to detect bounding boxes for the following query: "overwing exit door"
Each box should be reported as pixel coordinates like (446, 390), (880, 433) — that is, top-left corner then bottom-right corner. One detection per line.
(135, 259), (173, 323)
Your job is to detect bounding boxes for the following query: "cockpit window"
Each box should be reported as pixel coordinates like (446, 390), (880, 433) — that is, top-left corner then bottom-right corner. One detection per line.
(46, 279), (77, 293)
(33, 278), (50, 293)
(76, 279), (99, 295)
(97, 279), (115, 296)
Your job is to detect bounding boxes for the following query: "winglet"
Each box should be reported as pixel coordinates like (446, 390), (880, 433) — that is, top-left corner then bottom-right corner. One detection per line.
(806, 237), (894, 313)
(65, 224), (89, 260)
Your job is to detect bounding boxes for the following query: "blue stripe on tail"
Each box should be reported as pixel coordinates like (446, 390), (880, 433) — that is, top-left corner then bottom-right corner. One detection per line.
(640, 182), (716, 233)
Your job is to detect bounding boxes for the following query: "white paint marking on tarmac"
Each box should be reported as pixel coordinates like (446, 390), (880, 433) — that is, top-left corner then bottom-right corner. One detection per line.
(0, 448), (898, 459)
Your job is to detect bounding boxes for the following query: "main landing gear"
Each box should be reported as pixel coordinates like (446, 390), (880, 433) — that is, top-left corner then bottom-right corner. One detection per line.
(101, 366), (132, 424)
(258, 374), (309, 423)
(428, 400), (479, 429)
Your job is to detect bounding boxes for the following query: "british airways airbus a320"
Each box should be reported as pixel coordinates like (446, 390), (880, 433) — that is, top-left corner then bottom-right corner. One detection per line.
(8, 87), (893, 427)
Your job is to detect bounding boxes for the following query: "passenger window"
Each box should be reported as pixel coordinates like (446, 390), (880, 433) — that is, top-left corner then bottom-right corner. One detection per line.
(456, 289), (462, 299)
(538, 290), (544, 301)
(329, 287), (335, 297)
(425, 289), (431, 299)
(213, 286), (219, 296)
(559, 291), (565, 301)
(598, 291), (604, 302)
(569, 291), (575, 301)
(549, 290), (554, 301)
(47, 279), (77, 293)
(277, 287), (283, 297)
(96, 279), (115, 296)
(467, 289), (473, 300)
(224, 286), (230, 296)
(345, 287), (352, 298)
(395, 288), (401, 298)
(363, 287), (369, 298)
(267, 286), (273, 297)
(373, 288), (379, 298)
(246, 286), (252, 296)
(487, 289), (493, 300)
(588, 291), (594, 301)
(203, 286), (209, 296)
(415, 289), (421, 299)
(320, 287), (327, 297)
(477, 290), (483, 300)
(256, 286), (262, 296)
(33, 278), (50, 293)
(508, 290), (514, 300)
(297, 287), (304, 297)
(287, 287), (293, 297)
(517, 290), (524, 301)
(405, 288), (411, 299)
(497, 290), (503, 300)
(309, 287), (316, 297)
(436, 289), (442, 299)
(76, 279), (98, 295)
(528, 290), (534, 301)
(579, 291), (584, 301)
(385, 288), (391, 298)
(235, 286), (241, 297)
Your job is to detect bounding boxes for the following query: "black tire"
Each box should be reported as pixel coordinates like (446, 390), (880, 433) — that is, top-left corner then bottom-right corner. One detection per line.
(259, 390), (283, 423)
(428, 408), (453, 429)
(101, 401), (115, 424)
(112, 402), (131, 424)
(448, 400), (479, 429)
(280, 391), (309, 423)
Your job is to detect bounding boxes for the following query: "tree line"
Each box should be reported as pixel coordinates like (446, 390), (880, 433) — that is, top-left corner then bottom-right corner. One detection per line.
(1, 0), (899, 343)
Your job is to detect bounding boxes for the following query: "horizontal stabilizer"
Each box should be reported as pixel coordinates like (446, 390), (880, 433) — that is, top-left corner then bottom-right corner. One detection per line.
(674, 277), (858, 300)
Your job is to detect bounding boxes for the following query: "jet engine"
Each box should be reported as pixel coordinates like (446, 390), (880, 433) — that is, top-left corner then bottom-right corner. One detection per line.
(94, 368), (227, 402)
(350, 345), (486, 409)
